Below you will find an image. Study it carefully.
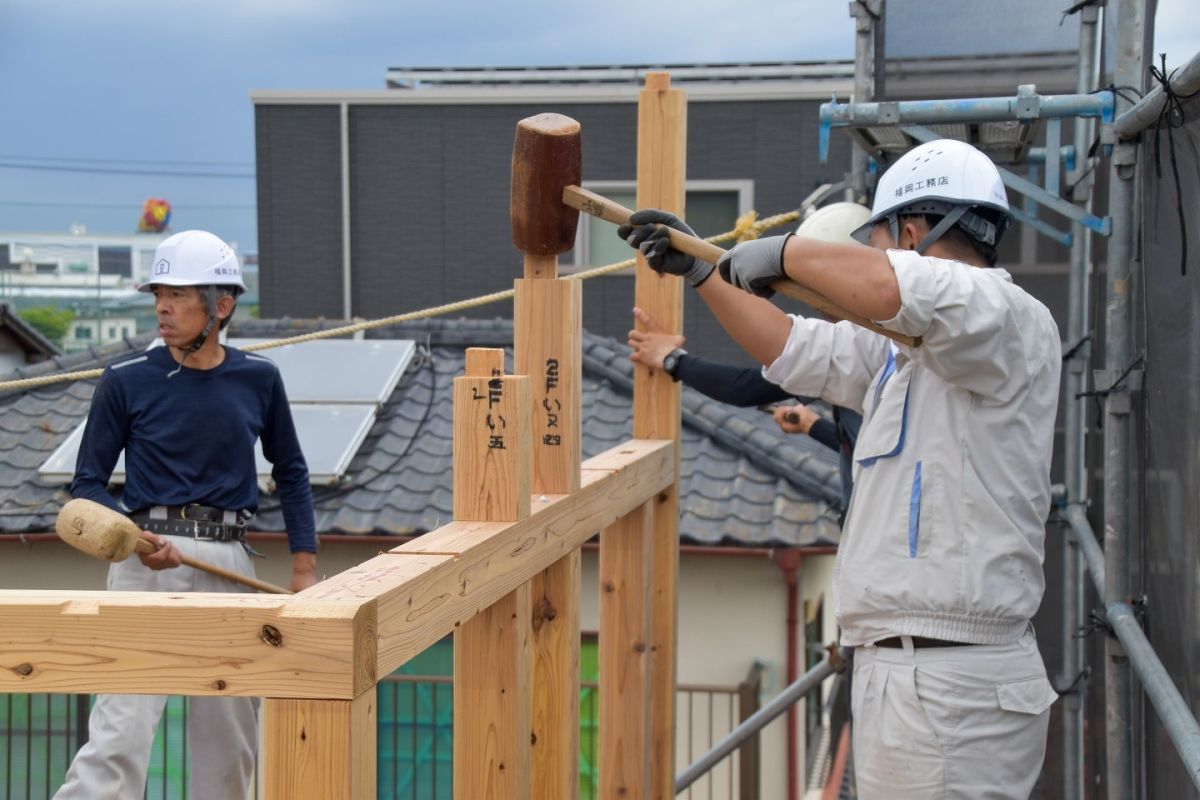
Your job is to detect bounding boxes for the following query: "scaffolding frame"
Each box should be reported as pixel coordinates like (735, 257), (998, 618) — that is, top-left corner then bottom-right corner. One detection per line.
(815, 3), (1200, 799)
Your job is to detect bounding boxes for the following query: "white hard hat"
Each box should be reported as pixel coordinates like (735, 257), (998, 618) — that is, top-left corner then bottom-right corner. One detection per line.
(796, 202), (871, 245)
(852, 139), (1011, 253)
(139, 230), (246, 293)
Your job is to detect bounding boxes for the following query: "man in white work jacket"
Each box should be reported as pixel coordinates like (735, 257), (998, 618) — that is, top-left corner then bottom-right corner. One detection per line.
(619, 139), (1060, 799)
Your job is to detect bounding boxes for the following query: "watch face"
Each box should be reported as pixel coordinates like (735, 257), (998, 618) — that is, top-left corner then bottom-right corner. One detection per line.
(663, 354), (678, 375)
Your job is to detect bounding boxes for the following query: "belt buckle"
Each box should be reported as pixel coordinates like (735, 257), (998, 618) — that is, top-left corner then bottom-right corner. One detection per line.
(180, 504), (207, 523)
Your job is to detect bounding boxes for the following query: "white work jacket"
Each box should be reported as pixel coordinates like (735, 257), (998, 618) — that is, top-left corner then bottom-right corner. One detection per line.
(764, 249), (1061, 646)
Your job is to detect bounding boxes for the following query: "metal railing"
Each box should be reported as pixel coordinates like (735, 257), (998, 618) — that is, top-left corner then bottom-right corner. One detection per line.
(2, 673), (760, 800)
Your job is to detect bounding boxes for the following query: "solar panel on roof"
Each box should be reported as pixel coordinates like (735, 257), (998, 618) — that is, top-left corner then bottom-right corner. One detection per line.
(229, 339), (415, 406)
(36, 337), (416, 487)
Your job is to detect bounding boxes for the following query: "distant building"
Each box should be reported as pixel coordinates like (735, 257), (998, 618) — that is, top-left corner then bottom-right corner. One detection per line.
(0, 303), (60, 373)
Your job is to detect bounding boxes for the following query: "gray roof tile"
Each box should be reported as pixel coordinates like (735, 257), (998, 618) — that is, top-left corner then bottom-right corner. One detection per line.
(0, 318), (841, 548)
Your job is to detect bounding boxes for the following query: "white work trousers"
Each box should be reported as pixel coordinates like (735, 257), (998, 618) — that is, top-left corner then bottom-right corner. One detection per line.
(54, 538), (261, 800)
(851, 630), (1058, 799)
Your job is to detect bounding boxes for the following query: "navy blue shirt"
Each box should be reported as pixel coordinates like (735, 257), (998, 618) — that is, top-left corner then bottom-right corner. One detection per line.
(71, 345), (316, 553)
(672, 353), (860, 512)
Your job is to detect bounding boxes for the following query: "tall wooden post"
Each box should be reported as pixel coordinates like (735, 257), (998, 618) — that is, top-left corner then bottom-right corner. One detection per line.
(634, 71), (686, 800)
(263, 691), (377, 800)
(510, 109), (585, 799)
(599, 500), (654, 796)
(453, 348), (533, 800)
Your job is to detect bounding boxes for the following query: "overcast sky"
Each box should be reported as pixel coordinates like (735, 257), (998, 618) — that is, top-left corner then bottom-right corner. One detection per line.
(1, 0), (1197, 251)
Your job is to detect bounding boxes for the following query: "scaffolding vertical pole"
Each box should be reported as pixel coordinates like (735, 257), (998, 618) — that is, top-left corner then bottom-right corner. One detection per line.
(1103, 2), (1148, 799)
(847, 1), (879, 203)
(1062, 7), (1100, 800)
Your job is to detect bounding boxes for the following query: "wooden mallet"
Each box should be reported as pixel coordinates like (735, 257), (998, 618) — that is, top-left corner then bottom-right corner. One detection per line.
(511, 112), (582, 279)
(55, 498), (292, 595)
(511, 110), (920, 348)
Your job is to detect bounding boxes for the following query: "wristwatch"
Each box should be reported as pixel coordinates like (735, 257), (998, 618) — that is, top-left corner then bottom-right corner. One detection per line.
(662, 348), (687, 381)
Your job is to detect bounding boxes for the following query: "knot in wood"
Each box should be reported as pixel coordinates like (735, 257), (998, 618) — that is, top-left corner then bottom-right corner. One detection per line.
(213, 679), (227, 691)
(633, 642), (647, 653)
(532, 596), (557, 631)
(260, 624), (283, 647)
(13, 663), (33, 677)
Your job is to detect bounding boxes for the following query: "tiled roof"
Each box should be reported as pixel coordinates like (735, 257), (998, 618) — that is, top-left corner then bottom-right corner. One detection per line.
(0, 317), (841, 548)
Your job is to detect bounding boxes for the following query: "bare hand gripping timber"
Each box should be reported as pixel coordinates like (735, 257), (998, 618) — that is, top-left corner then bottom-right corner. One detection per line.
(55, 498), (292, 595)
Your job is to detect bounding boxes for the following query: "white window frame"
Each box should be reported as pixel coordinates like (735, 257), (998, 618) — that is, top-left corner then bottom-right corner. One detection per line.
(566, 179), (754, 275)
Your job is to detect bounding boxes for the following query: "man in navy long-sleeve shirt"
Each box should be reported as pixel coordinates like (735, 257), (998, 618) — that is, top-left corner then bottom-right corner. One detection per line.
(55, 230), (316, 800)
(628, 306), (860, 517)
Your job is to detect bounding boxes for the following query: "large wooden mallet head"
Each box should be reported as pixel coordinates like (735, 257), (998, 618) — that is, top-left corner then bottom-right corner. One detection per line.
(56, 497), (143, 562)
(511, 113), (582, 275)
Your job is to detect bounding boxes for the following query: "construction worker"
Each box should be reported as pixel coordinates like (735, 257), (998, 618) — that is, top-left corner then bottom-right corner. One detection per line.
(55, 230), (317, 800)
(619, 140), (1060, 799)
(626, 202), (871, 515)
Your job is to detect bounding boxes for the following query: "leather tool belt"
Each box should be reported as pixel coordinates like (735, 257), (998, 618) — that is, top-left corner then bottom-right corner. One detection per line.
(130, 504), (247, 543)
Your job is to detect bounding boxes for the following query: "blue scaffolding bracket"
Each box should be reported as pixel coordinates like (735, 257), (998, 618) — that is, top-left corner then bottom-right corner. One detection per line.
(901, 124), (1112, 238)
(815, 85), (1114, 241)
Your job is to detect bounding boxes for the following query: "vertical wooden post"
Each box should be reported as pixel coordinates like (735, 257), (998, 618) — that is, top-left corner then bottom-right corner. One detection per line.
(633, 70), (686, 800)
(263, 689), (376, 800)
(515, 248), (583, 798)
(599, 500), (653, 797)
(453, 349), (533, 800)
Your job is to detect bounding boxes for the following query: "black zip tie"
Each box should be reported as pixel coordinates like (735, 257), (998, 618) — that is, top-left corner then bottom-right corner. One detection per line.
(1075, 353), (1144, 429)
(1149, 54), (1199, 276)
(1056, 666), (1091, 696)
(1062, 332), (1092, 362)
(1079, 607), (1115, 639)
(1060, 0), (1099, 24)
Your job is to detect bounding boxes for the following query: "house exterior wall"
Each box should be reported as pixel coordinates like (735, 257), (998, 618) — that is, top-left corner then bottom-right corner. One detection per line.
(255, 95), (856, 368)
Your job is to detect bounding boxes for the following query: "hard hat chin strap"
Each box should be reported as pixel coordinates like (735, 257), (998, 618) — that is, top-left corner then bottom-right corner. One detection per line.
(915, 205), (969, 255)
(166, 312), (217, 378)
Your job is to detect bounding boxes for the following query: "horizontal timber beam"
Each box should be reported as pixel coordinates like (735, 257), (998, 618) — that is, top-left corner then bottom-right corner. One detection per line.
(313, 438), (674, 677)
(0, 439), (672, 699)
(0, 588), (381, 699)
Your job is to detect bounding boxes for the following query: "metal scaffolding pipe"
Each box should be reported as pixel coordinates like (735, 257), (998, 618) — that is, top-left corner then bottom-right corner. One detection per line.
(1061, 8), (1100, 798)
(1108, 603), (1200, 792)
(1103, 3), (1148, 798)
(818, 89), (1114, 162)
(1113, 48), (1200, 140)
(675, 652), (842, 793)
(847, 0), (878, 203)
(1061, 502), (1107, 601)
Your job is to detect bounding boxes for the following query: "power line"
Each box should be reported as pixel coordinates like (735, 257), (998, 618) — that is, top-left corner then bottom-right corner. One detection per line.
(0, 161), (254, 179)
(0, 199), (256, 209)
(0, 153), (254, 168)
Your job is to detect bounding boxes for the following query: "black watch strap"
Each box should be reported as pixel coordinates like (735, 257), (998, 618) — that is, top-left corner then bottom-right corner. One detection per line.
(663, 348), (687, 380)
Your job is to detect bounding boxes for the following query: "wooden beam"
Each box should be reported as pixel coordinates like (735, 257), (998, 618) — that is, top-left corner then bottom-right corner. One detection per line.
(454, 583), (532, 800)
(514, 278), (582, 495)
(370, 440), (673, 678)
(529, 549), (580, 799)
(635, 69), (686, 800)
(0, 590), (369, 698)
(454, 350), (531, 522)
(263, 688), (376, 800)
(453, 345), (533, 798)
(599, 501), (653, 798)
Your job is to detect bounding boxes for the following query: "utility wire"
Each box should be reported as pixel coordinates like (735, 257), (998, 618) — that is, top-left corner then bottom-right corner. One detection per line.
(0, 153), (253, 167)
(0, 161), (254, 179)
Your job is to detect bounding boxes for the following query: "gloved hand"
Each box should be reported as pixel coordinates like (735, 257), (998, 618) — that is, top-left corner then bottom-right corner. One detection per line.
(617, 209), (716, 287)
(717, 234), (792, 298)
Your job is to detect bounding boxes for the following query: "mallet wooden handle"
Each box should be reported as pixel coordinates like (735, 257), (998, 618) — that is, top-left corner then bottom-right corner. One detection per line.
(563, 185), (922, 348)
(133, 538), (293, 595)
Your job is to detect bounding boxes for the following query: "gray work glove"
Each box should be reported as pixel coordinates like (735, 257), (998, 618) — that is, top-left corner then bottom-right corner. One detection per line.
(617, 209), (716, 287)
(717, 234), (792, 298)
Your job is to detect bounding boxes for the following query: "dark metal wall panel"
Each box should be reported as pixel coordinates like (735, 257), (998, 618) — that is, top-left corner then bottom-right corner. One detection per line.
(255, 105), (343, 318)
